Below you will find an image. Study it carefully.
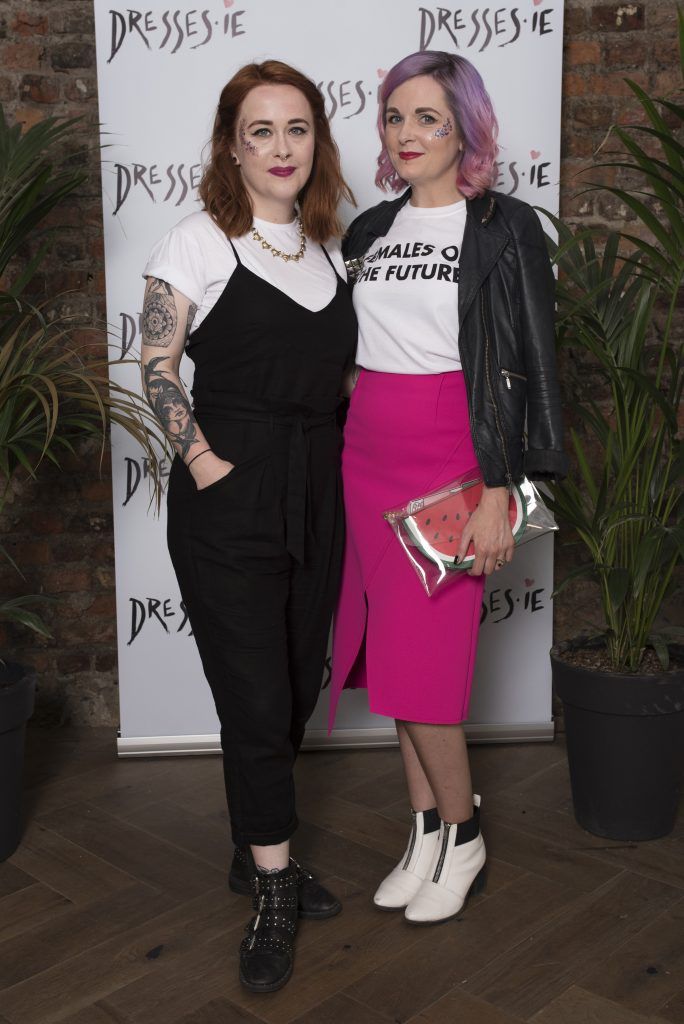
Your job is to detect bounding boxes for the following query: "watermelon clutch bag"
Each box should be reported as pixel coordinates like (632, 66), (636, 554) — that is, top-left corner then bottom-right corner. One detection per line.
(383, 469), (557, 596)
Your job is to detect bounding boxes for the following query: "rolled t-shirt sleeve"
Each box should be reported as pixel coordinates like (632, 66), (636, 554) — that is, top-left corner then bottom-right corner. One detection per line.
(143, 221), (206, 307)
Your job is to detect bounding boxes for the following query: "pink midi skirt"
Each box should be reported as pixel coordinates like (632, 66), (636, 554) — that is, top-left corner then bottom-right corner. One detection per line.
(329, 369), (485, 730)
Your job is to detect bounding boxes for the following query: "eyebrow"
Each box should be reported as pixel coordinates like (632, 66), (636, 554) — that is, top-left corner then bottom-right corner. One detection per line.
(386, 106), (442, 116)
(246, 118), (310, 128)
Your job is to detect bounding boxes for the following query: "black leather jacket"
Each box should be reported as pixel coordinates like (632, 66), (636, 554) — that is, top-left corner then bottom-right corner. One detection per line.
(343, 189), (568, 489)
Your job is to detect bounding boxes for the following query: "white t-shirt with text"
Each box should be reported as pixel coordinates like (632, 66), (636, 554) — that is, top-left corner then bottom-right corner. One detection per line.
(354, 198), (467, 374)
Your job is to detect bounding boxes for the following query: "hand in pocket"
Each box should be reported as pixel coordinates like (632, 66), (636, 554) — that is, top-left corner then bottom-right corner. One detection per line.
(191, 453), (235, 491)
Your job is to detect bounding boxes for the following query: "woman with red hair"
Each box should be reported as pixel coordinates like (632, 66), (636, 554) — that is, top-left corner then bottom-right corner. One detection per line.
(141, 61), (356, 993)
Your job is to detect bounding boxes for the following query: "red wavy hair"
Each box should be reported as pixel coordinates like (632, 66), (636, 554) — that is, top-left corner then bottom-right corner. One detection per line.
(199, 61), (354, 241)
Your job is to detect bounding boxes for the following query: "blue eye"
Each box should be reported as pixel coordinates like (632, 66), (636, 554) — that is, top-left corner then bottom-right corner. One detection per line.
(387, 114), (402, 125)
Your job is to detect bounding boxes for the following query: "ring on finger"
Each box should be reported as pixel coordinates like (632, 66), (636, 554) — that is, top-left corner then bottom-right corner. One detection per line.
(495, 558), (504, 569)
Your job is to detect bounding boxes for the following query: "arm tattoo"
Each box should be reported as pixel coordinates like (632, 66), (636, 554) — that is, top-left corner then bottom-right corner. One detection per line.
(143, 355), (199, 459)
(143, 278), (177, 347)
(185, 302), (197, 340)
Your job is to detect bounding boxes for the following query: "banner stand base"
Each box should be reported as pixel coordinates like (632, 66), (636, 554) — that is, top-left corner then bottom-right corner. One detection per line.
(116, 720), (555, 757)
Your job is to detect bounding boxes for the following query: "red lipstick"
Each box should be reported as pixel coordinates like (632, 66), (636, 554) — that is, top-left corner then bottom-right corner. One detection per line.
(399, 151), (423, 160)
(269, 166), (296, 177)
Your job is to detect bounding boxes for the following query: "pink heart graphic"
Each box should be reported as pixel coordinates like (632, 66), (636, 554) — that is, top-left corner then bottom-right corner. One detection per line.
(530, 149), (541, 160)
(377, 68), (388, 79)
(224, 0), (233, 7)
(533, 0), (543, 6)
(524, 578), (535, 587)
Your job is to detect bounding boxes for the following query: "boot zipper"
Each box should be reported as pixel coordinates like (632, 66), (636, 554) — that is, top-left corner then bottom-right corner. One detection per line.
(481, 290), (514, 493)
(248, 892), (266, 950)
(402, 810), (417, 870)
(432, 822), (452, 883)
(500, 368), (527, 389)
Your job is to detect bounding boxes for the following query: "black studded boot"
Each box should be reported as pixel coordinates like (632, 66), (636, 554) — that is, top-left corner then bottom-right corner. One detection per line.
(230, 845), (342, 920)
(239, 863), (299, 993)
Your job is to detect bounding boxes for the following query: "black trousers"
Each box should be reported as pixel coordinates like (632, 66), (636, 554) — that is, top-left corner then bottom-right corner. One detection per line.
(167, 417), (343, 847)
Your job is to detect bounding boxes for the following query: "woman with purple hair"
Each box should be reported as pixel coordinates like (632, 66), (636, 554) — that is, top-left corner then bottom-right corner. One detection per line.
(329, 51), (566, 925)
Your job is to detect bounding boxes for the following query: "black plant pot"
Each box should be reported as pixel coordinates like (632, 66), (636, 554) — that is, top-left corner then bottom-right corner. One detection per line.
(552, 644), (684, 841)
(0, 662), (36, 861)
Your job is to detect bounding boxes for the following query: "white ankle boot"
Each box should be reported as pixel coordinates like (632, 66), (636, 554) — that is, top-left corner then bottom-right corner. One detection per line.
(404, 795), (486, 925)
(373, 809), (441, 910)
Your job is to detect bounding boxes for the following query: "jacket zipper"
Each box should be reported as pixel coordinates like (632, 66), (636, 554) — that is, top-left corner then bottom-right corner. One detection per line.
(497, 264), (516, 331)
(481, 290), (514, 492)
(432, 822), (452, 882)
(500, 368), (528, 390)
(459, 353), (487, 479)
(402, 810), (417, 870)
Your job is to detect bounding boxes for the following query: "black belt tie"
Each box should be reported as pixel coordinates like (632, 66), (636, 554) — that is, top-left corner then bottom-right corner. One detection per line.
(191, 391), (340, 565)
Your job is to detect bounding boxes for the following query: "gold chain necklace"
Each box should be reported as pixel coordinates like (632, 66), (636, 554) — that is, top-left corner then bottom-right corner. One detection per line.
(250, 217), (306, 263)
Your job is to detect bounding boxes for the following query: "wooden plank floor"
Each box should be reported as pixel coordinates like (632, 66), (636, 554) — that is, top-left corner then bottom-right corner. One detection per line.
(1, 726), (682, 1024)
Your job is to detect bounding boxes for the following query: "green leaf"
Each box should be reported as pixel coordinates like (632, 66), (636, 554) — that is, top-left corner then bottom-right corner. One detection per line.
(633, 529), (664, 597)
(623, 80), (684, 174)
(668, 522), (684, 560)
(0, 596), (53, 637)
(570, 428), (599, 502)
(658, 98), (684, 122)
(0, 541), (23, 576)
(0, 301), (166, 512)
(551, 562), (597, 598)
(592, 187), (678, 255)
(658, 625), (684, 639)
(618, 367), (679, 432)
(648, 633), (670, 671)
(0, 108), (87, 289)
(607, 568), (630, 611)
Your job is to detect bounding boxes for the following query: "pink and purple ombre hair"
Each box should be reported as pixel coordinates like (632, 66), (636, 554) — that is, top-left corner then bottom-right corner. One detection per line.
(375, 51), (499, 198)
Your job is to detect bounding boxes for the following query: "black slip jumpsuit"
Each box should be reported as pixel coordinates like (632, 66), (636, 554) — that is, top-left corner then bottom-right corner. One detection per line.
(167, 239), (357, 847)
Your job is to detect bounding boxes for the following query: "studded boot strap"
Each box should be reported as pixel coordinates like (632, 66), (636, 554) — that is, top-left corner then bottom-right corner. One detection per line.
(240, 868), (299, 956)
(235, 845), (312, 887)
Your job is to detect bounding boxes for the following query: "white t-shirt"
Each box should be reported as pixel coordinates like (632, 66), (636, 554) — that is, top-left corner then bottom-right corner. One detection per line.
(354, 199), (467, 374)
(143, 210), (346, 335)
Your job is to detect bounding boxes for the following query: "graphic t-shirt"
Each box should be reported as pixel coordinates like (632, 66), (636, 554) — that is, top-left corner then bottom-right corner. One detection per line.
(143, 210), (345, 337)
(354, 198), (467, 373)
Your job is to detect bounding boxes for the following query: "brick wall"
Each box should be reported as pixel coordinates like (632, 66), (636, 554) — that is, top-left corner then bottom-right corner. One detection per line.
(0, 1), (679, 725)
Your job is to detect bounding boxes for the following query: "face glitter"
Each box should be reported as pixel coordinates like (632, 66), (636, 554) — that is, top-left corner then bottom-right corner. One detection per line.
(239, 119), (258, 156)
(434, 117), (453, 139)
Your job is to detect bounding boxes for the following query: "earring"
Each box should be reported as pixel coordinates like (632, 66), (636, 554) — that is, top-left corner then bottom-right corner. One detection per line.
(231, 154), (239, 165)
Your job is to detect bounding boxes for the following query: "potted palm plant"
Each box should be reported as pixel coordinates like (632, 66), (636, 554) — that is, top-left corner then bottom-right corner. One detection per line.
(542, 14), (684, 840)
(0, 105), (163, 860)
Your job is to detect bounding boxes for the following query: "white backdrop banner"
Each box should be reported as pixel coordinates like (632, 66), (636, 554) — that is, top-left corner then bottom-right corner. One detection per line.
(93, 0), (564, 753)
